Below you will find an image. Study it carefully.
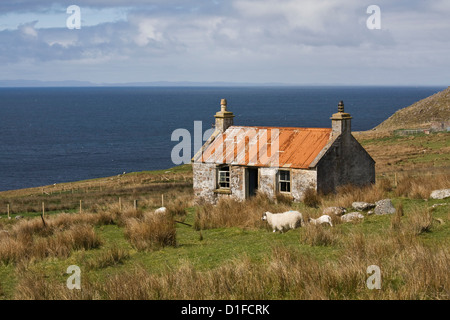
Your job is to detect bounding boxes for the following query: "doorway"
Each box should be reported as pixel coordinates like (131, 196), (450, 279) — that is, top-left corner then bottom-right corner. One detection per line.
(246, 168), (258, 198)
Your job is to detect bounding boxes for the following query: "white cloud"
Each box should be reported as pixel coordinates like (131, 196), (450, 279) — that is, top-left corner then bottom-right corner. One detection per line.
(133, 19), (164, 46)
(19, 21), (38, 37)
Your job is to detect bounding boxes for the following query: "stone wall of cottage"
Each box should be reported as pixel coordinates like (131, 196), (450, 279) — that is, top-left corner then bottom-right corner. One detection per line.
(259, 168), (277, 199)
(229, 166), (245, 200)
(192, 162), (217, 203)
(291, 169), (317, 201)
(193, 163), (245, 203)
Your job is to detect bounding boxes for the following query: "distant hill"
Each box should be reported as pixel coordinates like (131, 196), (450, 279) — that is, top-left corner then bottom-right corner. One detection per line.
(374, 86), (450, 131)
(0, 79), (297, 87)
(0, 79), (97, 87)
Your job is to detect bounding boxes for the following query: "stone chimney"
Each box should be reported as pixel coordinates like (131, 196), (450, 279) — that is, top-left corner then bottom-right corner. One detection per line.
(331, 100), (352, 136)
(214, 98), (234, 132)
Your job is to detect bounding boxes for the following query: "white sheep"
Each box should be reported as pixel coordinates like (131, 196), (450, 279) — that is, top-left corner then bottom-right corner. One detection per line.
(262, 211), (304, 233)
(154, 207), (167, 214)
(308, 215), (333, 227)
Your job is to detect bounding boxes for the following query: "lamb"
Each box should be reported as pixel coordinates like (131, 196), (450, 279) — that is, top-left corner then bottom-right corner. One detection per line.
(308, 215), (333, 227)
(261, 210), (304, 233)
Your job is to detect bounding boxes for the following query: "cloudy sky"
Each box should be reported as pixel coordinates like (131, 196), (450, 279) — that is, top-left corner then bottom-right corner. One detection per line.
(0, 0), (449, 85)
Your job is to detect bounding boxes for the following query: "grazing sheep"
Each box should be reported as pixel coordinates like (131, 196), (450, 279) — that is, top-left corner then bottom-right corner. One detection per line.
(154, 207), (167, 214)
(262, 211), (304, 233)
(308, 215), (333, 227)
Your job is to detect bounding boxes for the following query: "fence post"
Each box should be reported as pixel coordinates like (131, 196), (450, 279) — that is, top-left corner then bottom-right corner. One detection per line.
(119, 197), (122, 212)
(42, 202), (45, 219)
(134, 200), (138, 210)
(79, 200), (82, 214)
(161, 194), (164, 207)
(7, 204), (10, 219)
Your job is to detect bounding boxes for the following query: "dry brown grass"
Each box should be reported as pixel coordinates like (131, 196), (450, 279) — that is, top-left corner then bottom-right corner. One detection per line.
(303, 187), (320, 208)
(300, 223), (340, 247)
(390, 203), (404, 231)
(321, 183), (386, 208)
(405, 207), (434, 236)
(395, 173), (450, 199)
(13, 239), (449, 300)
(0, 212), (111, 265)
(124, 211), (176, 251)
(86, 245), (130, 270)
(0, 223), (102, 265)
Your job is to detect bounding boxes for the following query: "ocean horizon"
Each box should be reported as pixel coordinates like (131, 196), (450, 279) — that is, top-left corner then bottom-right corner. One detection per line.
(0, 85), (445, 192)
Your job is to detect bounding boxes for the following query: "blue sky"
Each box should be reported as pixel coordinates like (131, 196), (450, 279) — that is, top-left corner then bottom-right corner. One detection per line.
(0, 0), (449, 85)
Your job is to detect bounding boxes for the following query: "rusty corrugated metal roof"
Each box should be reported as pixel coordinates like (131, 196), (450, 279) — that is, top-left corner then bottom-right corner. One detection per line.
(194, 126), (332, 169)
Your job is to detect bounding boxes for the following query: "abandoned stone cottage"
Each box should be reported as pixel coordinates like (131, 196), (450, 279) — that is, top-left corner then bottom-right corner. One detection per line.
(192, 99), (375, 203)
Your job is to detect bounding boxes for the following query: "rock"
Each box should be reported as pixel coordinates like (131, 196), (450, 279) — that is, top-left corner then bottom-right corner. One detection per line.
(430, 189), (450, 200)
(352, 202), (376, 211)
(15, 215), (23, 220)
(323, 206), (347, 216)
(374, 199), (396, 215)
(341, 212), (364, 222)
(367, 210), (374, 215)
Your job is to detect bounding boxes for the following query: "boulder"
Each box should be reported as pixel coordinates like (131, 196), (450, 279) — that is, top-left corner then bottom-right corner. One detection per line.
(374, 199), (396, 215)
(352, 202), (376, 211)
(341, 212), (364, 222)
(15, 215), (23, 220)
(430, 189), (450, 200)
(323, 206), (347, 216)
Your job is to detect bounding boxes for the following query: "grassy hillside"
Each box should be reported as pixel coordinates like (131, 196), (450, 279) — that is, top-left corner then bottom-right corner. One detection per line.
(374, 86), (450, 131)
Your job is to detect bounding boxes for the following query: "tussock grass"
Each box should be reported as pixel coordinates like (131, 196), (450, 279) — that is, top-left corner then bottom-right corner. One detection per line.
(124, 211), (176, 251)
(323, 183), (385, 208)
(303, 187), (320, 208)
(405, 207), (434, 236)
(300, 224), (339, 247)
(0, 224), (102, 265)
(395, 173), (450, 199)
(86, 245), (130, 270)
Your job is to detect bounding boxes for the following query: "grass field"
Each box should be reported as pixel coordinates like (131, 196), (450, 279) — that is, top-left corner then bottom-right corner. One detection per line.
(0, 132), (449, 300)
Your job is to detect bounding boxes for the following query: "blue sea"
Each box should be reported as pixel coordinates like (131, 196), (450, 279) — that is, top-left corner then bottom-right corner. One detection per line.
(0, 86), (445, 192)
